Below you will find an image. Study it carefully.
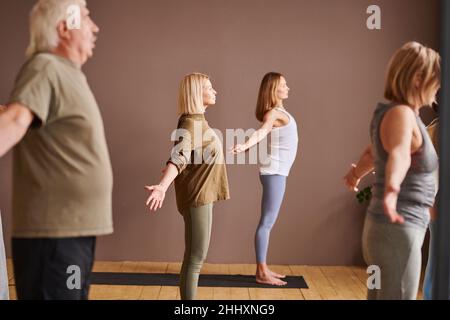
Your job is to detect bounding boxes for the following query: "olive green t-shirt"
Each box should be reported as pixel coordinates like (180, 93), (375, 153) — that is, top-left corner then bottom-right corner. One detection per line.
(8, 53), (113, 238)
(168, 114), (230, 212)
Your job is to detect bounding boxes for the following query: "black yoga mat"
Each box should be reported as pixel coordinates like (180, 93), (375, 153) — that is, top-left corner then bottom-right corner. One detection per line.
(90, 273), (308, 289)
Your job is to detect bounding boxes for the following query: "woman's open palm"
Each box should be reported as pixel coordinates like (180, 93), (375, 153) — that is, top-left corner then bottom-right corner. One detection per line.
(145, 185), (166, 212)
(230, 144), (246, 154)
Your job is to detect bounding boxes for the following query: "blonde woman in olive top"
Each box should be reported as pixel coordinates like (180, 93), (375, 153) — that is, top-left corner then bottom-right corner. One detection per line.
(145, 73), (230, 300)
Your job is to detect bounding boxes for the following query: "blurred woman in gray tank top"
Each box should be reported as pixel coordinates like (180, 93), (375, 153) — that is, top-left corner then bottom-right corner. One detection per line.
(343, 42), (441, 300)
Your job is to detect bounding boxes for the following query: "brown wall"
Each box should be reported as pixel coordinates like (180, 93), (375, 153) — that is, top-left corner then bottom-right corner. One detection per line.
(0, 0), (440, 265)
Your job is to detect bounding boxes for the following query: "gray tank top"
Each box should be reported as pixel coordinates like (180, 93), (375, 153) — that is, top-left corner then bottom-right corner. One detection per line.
(367, 103), (438, 229)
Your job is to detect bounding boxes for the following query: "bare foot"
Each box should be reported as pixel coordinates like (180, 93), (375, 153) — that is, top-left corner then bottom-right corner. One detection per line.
(256, 274), (287, 286)
(268, 270), (286, 279)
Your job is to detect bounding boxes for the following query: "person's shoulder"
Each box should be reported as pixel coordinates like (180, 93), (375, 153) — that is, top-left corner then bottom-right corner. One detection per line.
(177, 114), (204, 130)
(20, 53), (59, 77)
(28, 53), (56, 68)
(263, 108), (280, 122)
(383, 104), (416, 126)
(387, 104), (416, 118)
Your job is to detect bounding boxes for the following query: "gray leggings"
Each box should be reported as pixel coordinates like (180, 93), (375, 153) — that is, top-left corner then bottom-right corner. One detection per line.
(362, 215), (426, 300)
(179, 203), (213, 300)
(255, 174), (287, 263)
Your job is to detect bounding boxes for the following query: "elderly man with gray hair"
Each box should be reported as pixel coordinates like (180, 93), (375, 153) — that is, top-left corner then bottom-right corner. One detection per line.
(0, 0), (113, 300)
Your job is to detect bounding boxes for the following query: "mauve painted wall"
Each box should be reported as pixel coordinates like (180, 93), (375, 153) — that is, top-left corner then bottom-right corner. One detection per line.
(0, 0), (439, 265)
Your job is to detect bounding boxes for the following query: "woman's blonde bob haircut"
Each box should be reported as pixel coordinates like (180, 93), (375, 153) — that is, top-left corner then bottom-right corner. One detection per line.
(255, 72), (283, 122)
(26, 0), (86, 58)
(384, 41), (441, 107)
(178, 73), (210, 115)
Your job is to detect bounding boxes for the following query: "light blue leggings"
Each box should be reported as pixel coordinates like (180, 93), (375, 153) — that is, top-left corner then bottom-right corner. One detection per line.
(255, 174), (286, 263)
(0, 213), (9, 300)
(423, 220), (450, 300)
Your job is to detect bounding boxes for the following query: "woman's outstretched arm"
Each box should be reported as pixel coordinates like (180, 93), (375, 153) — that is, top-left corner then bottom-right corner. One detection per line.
(230, 109), (278, 154)
(380, 105), (417, 224)
(343, 144), (375, 192)
(145, 163), (179, 212)
(145, 121), (193, 212)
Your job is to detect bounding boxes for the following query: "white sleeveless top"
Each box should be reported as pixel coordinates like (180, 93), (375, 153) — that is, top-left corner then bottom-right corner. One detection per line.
(259, 107), (299, 176)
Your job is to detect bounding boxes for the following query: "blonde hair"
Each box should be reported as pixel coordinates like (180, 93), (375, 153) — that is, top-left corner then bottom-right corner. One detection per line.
(178, 73), (209, 115)
(26, 0), (86, 58)
(255, 72), (283, 122)
(384, 41), (441, 107)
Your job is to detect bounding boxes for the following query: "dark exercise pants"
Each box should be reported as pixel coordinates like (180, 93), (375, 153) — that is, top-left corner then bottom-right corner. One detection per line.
(12, 237), (96, 300)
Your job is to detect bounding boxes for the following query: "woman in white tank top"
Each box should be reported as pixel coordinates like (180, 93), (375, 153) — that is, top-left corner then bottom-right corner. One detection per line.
(231, 72), (299, 286)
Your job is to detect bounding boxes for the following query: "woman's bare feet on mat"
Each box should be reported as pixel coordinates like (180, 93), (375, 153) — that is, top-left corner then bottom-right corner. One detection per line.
(256, 273), (287, 286)
(256, 263), (287, 286)
(268, 270), (286, 279)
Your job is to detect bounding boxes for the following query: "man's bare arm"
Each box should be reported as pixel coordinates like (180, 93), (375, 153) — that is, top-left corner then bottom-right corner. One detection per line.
(0, 103), (34, 157)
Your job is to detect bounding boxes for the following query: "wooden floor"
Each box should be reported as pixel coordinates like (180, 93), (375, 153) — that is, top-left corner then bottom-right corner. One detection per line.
(6, 260), (424, 300)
